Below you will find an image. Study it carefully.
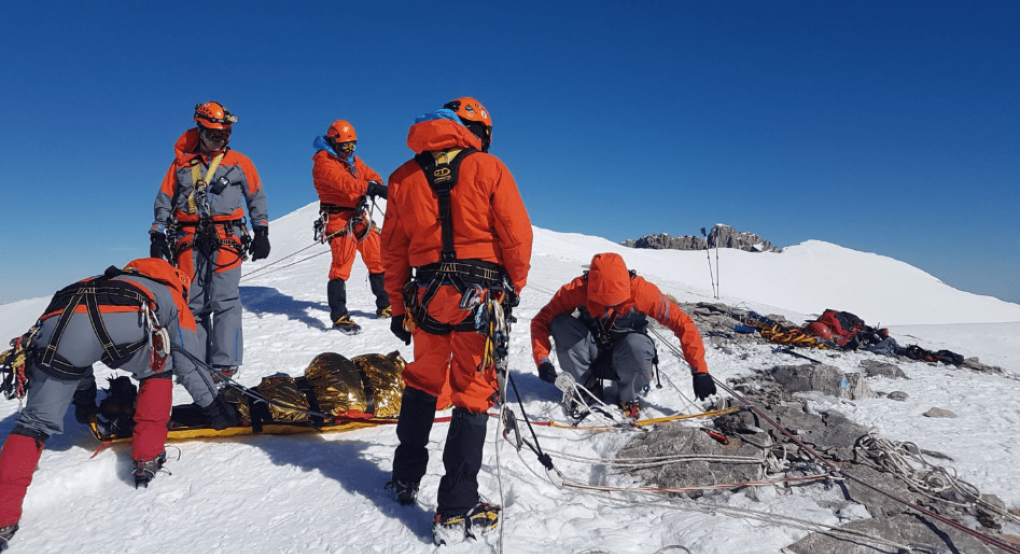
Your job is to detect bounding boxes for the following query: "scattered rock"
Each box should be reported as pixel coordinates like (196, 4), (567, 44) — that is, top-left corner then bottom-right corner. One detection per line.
(785, 512), (998, 554)
(923, 407), (957, 418)
(886, 391), (909, 402)
(616, 426), (764, 499)
(771, 363), (876, 400)
(859, 359), (908, 379)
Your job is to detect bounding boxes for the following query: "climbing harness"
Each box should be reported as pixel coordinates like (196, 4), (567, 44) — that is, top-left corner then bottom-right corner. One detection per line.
(402, 146), (517, 339)
(315, 196), (375, 245)
(171, 218), (251, 267)
(185, 153), (224, 217)
(35, 271), (154, 378)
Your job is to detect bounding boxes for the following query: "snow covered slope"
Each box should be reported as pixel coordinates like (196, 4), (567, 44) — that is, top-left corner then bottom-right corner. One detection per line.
(1, 202), (1018, 554)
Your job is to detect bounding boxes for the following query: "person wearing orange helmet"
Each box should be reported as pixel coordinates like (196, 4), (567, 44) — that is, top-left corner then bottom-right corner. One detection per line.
(0, 258), (239, 550)
(531, 252), (716, 420)
(382, 97), (532, 545)
(312, 120), (391, 335)
(149, 101), (270, 381)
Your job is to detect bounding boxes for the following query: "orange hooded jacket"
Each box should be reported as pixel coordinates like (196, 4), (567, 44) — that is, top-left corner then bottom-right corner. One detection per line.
(381, 118), (533, 316)
(312, 150), (384, 220)
(531, 253), (709, 374)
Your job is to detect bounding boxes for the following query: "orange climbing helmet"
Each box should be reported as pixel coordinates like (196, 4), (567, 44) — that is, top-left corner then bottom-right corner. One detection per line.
(443, 97), (492, 152)
(326, 120), (357, 154)
(194, 101), (237, 130)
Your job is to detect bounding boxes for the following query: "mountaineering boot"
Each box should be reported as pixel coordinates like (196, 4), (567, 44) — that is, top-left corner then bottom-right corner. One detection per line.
(333, 315), (362, 335)
(211, 365), (239, 384)
(133, 451), (167, 488)
(619, 400), (641, 419)
(368, 272), (391, 316)
(327, 278), (349, 324)
(391, 387), (439, 504)
(437, 408), (488, 520)
(432, 502), (501, 545)
(0, 431), (45, 531)
(385, 478), (420, 505)
(0, 524), (17, 551)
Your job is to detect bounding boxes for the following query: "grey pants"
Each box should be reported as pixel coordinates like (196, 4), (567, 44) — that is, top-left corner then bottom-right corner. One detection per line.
(549, 314), (655, 403)
(185, 247), (243, 367)
(14, 365), (94, 438)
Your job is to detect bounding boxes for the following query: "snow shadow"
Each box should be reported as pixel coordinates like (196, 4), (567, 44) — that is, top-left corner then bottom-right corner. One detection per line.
(251, 433), (436, 544)
(0, 408), (98, 453)
(240, 286), (330, 330)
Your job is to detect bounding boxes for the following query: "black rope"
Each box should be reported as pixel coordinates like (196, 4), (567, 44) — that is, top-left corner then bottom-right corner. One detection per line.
(507, 371), (554, 471)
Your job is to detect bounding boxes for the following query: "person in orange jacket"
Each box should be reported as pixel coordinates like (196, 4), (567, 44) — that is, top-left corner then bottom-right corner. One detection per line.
(381, 97), (532, 545)
(0, 258), (239, 550)
(149, 101), (270, 382)
(531, 252), (716, 419)
(312, 120), (391, 335)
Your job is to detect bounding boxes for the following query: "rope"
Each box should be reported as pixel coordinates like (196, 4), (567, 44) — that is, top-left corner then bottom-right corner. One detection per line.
(855, 431), (1020, 527)
(646, 325), (1020, 553)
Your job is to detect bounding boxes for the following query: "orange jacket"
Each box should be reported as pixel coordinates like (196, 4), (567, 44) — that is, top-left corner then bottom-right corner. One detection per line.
(153, 129), (268, 229)
(381, 118), (533, 316)
(531, 254), (709, 374)
(312, 149), (383, 217)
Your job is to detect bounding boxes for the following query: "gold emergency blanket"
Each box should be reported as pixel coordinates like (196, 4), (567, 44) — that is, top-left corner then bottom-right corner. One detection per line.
(305, 351), (406, 418)
(254, 374), (311, 423)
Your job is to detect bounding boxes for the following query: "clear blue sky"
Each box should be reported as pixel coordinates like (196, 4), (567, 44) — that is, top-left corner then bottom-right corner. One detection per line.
(1, 1), (1017, 305)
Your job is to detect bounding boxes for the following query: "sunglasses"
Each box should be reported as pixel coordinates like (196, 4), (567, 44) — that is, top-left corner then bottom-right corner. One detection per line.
(201, 128), (231, 142)
(336, 140), (356, 153)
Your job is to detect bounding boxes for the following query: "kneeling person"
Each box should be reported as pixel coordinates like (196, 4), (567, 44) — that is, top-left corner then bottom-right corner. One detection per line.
(530, 253), (716, 418)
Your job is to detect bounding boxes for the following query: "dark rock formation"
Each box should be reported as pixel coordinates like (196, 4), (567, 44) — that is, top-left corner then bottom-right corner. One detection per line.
(622, 224), (780, 253)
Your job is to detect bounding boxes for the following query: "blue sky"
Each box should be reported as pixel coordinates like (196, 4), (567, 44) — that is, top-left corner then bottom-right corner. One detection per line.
(1, 1), (1017, 305)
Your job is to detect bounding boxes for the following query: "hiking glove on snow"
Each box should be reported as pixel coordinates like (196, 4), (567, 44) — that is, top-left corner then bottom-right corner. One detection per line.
(692, 372), (717, 400)
(366, 180), (388, 200)
(149, 232), (171, 261)
(538, 362), (557, 384)
(201, 392), (242, 431)
(250, 226), (271, 261)
(390, 315), (411, 345)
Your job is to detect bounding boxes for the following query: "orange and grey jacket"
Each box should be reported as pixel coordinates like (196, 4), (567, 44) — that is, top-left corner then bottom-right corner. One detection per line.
(312, 137), (383, 223)
(381, 118), (533, 316)
(151, 129), (269, 233)
(531, 254), (709, 374)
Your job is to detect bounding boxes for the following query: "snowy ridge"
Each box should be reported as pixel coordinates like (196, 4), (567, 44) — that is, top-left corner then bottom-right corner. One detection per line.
(1, 202), (1018, 553)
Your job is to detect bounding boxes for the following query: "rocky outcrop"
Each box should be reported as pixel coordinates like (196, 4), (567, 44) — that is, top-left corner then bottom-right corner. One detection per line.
(621, 224), (780, 253)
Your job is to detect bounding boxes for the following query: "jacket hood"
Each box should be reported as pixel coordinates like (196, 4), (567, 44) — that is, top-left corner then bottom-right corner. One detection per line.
(124, 258), (191, 300)
(407, 118), (482, 154)
(587, 253), (632, 307)
(312, 135), (334, 154)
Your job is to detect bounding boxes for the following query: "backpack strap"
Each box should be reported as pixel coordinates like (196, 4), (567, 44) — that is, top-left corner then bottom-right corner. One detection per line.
(414, 148), (477, 262)
(186, 152), (224, 215)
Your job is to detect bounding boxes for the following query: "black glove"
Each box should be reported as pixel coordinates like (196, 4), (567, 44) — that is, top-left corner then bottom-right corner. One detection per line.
(390, 314), (411, 345)
(538, 362), (557, 384)
(366, 180), (388, 200)
(250, 226), (271, 261)
(200, 392), (242, 431)
(692, 372), (717, 400)
(149, 232), (171, 261)
(72, 377), (98, 425)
